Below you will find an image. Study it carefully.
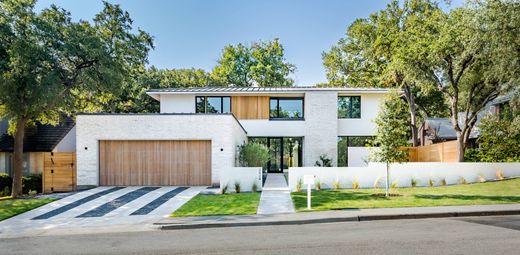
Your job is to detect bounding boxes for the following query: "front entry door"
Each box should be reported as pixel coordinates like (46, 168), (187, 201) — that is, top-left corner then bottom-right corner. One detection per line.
(265, 137), (302, 173)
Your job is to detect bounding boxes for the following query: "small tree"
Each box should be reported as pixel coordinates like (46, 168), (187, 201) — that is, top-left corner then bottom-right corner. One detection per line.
(370, 92), (410, 196)
(238, 143), (270, 167)
(314, 154), (332, 167)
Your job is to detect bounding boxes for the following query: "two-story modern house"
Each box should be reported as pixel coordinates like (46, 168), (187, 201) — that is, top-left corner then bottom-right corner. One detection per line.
(76, 87), (391, 189)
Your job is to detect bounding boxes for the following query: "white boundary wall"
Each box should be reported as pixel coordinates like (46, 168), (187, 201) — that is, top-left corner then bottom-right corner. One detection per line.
(288, 162), (520, 191)
(220, 167), (263, 192)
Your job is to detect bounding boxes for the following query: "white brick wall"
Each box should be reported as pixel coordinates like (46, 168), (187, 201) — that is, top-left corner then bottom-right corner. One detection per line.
(76, 114), (247, 187)
(304, 91), (339, 166)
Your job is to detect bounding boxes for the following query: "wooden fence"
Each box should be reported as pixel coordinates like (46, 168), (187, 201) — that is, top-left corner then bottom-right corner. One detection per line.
(43, 152), (76, 193)
(406, 140), (459, 162)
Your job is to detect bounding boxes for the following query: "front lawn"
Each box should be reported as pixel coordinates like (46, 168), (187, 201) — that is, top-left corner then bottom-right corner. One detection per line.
(0, 197), (57, 221)
(292, 178), (520, 212)
(171, 193), (261, 217)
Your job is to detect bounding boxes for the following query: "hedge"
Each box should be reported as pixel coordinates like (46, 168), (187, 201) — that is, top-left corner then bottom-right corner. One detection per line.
(0, 173), (42, 195)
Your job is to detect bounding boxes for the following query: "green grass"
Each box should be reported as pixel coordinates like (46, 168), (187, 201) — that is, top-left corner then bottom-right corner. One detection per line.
(291, 178), (520, 212)
(171, 192), (261, 217)
(0, 197), (57, 221)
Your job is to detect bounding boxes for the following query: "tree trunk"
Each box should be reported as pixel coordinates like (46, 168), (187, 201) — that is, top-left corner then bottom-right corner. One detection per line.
(403, 84), (419, 147)
(456, 131), (465, 162)
(385, 162), (390, 197)
(11, 117), (27, 198)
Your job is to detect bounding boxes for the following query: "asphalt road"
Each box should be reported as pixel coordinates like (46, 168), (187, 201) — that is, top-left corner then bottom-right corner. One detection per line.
(2, 215), (520, 255)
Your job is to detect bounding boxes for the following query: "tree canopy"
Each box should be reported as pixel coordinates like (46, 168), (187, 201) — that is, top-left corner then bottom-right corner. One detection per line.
(212, 38), (296, 87)
(0, 0), (153, 196)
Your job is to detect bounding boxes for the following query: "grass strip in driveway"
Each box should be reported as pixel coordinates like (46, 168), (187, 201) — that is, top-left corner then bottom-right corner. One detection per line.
(292, 178), (520, 212)
(171, 193), (261, 217)
(0, 198), (57, 221)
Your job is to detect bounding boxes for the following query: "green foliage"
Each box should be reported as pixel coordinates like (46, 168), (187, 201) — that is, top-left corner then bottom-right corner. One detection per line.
(410, 177), (418, 187)
(221, 183), (229, 194)
(352, 178), (360, 189)
(28, 190), (37, 196)
(428, 178), (435, 187)
(439, 178), (447, 186)
(238, 143), (270, 167)
(314, 154), (332, 167)
(234, 182), (241, 193)
(296, 178), (303, 192)
(390, 180), (399, 189)
(458, 177), (467, 185)
(212, 38), (295, 87)
(370, 92), (410, 164)
(333, 177), (341, 190)
(315, 178), (321, 191)
(22, 174), (41, 194)
(252, 182), (258, 193)
(1, 186), (9, 197)
(472, 113), (520, 162)
(0, 173), (41, 194)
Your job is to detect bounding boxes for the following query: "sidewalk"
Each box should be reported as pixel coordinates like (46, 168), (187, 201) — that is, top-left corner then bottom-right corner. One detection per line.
(155, 204), (520, 230)
(257, 173), (295, 214)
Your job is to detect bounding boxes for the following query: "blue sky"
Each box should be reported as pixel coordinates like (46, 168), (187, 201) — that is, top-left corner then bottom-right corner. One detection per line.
(35, 0), (464, 86)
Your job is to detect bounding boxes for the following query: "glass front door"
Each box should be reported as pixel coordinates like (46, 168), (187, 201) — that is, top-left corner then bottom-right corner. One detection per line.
(249, 137), (302, 173)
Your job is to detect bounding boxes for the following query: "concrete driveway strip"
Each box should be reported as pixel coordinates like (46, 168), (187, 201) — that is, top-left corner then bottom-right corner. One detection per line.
(32, 187), (126, 220)
(77, 187), (160, 218)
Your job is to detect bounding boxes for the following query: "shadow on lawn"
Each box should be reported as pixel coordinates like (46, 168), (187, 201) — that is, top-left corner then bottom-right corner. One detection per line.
(292, 190), (391, 209)
(414, 194), (520, 203)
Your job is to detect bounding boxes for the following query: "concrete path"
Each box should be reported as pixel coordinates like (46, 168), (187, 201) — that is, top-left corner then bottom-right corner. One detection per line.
(0, 186), (205, 238)
(156, 203), (520, 229)
(257, 173), (295, 214)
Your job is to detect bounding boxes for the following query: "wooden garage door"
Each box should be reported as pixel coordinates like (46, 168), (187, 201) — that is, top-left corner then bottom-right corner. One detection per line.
(99, 140), (211, 186)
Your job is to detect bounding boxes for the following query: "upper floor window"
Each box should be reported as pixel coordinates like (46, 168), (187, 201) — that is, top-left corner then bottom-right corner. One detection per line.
(269, 97), (304, 119)
(338, 96), (361, 118)
(195, 96), (231, 113)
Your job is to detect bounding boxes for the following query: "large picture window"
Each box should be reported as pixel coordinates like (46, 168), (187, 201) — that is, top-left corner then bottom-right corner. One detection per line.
(269, 97), (304, 119)
(195, 96), (231, 113)
(338, 96), (361, 118)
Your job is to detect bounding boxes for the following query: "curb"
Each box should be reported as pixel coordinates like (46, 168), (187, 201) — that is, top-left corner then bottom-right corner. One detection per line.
(158, 210), (520, 230)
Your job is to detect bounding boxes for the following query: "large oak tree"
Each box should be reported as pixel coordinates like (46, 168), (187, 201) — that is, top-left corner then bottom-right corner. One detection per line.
(0, 0), (153, 197)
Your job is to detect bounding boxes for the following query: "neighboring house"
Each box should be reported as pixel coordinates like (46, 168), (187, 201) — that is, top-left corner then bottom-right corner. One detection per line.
(419, 93), (513, 147)
(76, 87), (391, 188)
(0, 116), (76, 176)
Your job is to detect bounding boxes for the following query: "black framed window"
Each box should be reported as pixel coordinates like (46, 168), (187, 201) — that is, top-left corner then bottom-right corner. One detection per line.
(269, 97), (304, 119)
(195, 96), (231, 113)
(338, 96), (361, 118)
(337, 136), (374, 167)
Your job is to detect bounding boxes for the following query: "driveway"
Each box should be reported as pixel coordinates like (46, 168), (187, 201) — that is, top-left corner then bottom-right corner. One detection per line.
(0, 186), (205, 238)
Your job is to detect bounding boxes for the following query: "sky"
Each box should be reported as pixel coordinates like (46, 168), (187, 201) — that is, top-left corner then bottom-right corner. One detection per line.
(35, 0), (465, 86)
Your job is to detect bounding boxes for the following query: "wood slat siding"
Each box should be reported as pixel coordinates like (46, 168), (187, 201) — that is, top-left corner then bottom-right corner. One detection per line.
(231, 96), (269, 119)
(99, 140), (211, 186)
(406, 140), (459, 162)
(43, 152), (76, 193)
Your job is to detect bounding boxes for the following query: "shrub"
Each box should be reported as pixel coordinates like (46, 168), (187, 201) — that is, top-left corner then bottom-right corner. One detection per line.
(221, 183), (229, 194)
(234, 182), (241, 193)
(458, 176), (467, 185)
(22, 174), (42, 194)
(333, 177), (340, 190)
(238, 143), (270, 167)
(478, 175), (486, 183)
(28, 190), (37, 196)
(439, 178), (447, 186)
(351, 178), (360, 189)
(296, 178), (302, 192)
(373, 176), (381, 189)
(1, 186), (10, 197)
(252, 182), (258, 192)
(428, 178), (435, 187)
(314, 154), (332, 167)
(410, 177), (418, 187)
(0, 173), (12, 194)
(496, 170), (505, 180)
(390, 180), (399, 189)
(315, 178), (321, 191)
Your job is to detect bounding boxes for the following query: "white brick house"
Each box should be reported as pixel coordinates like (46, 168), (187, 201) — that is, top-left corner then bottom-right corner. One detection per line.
(76, 87), (391, 188)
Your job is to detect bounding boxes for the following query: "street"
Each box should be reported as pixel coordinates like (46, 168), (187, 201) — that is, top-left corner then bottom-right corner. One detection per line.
(2, 215), (520, 255)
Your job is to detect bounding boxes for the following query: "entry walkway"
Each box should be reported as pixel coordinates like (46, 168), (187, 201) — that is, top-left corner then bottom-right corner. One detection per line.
(257, 173), (295, 214)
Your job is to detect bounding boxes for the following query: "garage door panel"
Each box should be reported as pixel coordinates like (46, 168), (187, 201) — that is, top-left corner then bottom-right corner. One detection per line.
(99, 140), (211, 186)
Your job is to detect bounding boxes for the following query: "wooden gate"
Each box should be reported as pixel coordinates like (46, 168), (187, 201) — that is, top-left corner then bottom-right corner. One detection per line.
(43, 152), (76, 193)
